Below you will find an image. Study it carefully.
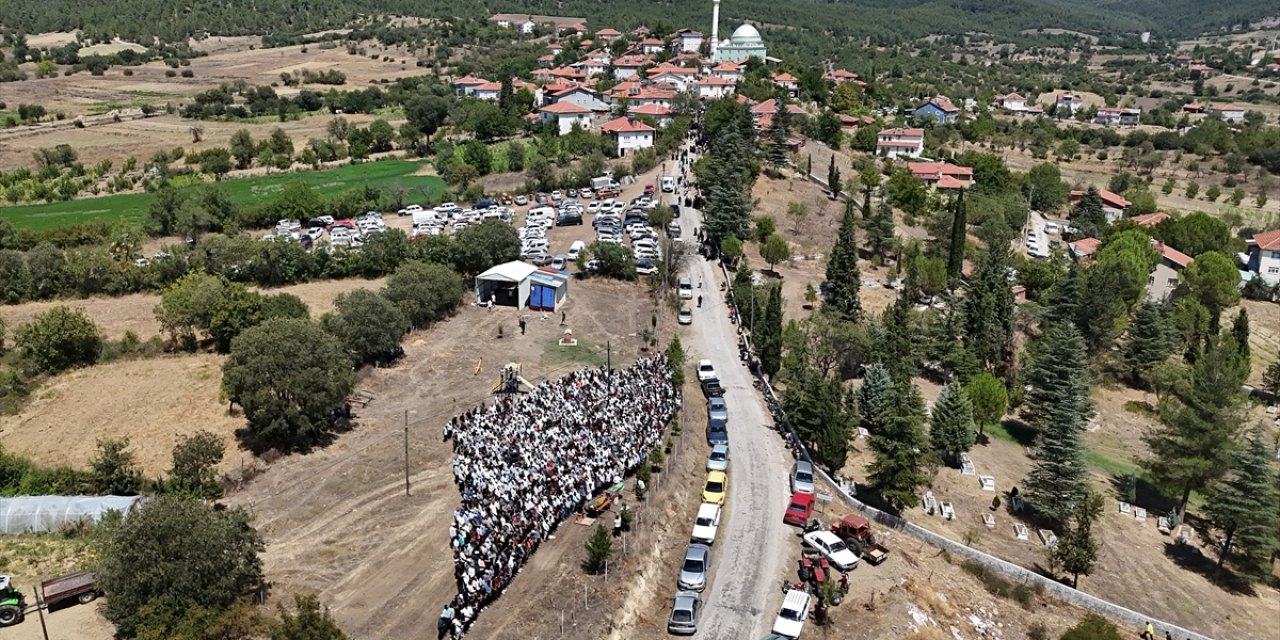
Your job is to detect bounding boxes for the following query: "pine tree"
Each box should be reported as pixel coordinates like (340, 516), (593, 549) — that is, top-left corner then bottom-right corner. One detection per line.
(962, 240), (1015, 374)
(1121, 301), (1172, 388)
(827, 156), (842, 197)
(1022, 323), (1095, 523)
(584, 523), (614, 573)
(946, 190), (967, 284)
(965, 372), (1008, 440)
(1203, 425), (1280, 581)
(858, 362), (893, 431)
(825, 200), (862, 322)
(876, 295), (917, 382)
(924, 304), (980, 382)
(863, 199), (896, 266)
(930, 383), (976, 466)
(1146, 336), (1249, 514)
(785, 364), (857, 473)
(1262, 350), (1280, 400)
(1231, 308), (1250, 361)
(867, 380), (931, 512)
(1070, 186), (1106, 238)
(758, 284), (784, 378)
(1043, 260), (1083, 330)
(767, 103), (791, 169)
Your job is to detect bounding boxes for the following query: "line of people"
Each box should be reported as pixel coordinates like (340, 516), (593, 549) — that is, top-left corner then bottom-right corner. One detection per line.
(439, 356), (679, 638)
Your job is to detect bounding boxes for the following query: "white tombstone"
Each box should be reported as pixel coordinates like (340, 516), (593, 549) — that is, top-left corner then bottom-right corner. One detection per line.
(1134, 507), (1147, 522)
(983, 513), (996, 528)
(1038, 529), (1058, 548)
(979, 476), (996, 492)
(940, 501), (955, 520)
(1014, 523), (1029, 540)
(1119, 501), (1131, 514)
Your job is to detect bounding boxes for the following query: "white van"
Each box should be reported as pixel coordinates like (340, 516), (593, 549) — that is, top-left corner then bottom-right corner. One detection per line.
(772, 589), (811, 639)
(661, 175), (676, 192)
(567, 240), (586, 261)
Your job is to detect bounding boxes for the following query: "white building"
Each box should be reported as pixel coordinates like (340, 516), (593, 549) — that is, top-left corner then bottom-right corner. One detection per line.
(539, 102), (593, 135)
(1209, 103), (1247, 123)
(1242, 229), (1280, 285)
(673, 29), (704, 53)
(697, 76), (735, 99)
(713, 23), (767, 63)
(876, 127), (925, 159)
(600, 116), (655, 156)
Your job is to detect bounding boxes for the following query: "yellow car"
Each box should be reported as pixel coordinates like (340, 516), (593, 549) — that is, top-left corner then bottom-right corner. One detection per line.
(702, 471), (728, 506)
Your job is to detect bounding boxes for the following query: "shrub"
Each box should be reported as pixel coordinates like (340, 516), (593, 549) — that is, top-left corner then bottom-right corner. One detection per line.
(1060, 614), (1123, 640)
(15, 306), (103, 374)
(584, 523), (613, 573)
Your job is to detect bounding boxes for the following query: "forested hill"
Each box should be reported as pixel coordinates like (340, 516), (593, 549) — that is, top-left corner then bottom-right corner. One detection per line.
(0, 0), (1274, 45)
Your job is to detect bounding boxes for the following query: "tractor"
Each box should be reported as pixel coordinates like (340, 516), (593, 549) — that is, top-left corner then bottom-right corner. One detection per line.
(0, 575), (26, 627)
(831, 514), (891, 565)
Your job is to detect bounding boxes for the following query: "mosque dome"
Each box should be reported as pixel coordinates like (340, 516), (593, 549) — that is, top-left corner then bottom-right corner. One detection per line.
(730, 23), (762, 44)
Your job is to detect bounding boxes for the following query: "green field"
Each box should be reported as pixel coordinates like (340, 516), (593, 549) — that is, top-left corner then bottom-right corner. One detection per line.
(0, 160), (446, 232)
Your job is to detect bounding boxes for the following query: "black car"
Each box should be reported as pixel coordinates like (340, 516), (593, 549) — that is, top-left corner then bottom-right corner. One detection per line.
(671, 204), (681, 218)
(556, 211), (583, 226)
(706, 422), (728, 446)
(700, 377), (724, 399)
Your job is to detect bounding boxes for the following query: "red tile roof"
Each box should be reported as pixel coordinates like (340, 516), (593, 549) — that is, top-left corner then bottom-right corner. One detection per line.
(1209, 103), (1246, 112)
(640, 37), (664, 46)
(453, 75), (489, 86)
(628, 103), (673, 116)
(1251, 229), (1280, 251)
(1071, 237), (1101, 257)
(600, 116), (655, 133)
(1152, 240), (1193, 268)
(1130, 212), (1170, 228)
(908, 162), (973, 180)
(472, 82), (503, 92)
(936, 175), (967, 190)
(997, 92), (1025, 101)
(1071, 188), (1130, 210)
(712, 61), (743, 72)
(773, 72), (798, 83)
(878, 127), (925, 138)
(540, 102), (592, 114)
(596, 28), (622, 36)
(922, 95), (958, 112)
(698, 76), (735, 86)
(877, 140), (925, 148)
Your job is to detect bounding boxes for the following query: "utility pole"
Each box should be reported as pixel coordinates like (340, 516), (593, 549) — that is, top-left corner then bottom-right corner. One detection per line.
(403, 409), (410, 496)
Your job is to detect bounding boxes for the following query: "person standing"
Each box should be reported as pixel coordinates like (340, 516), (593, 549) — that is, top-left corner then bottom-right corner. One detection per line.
(519, 318), (526, 335)
(438, 604), (455, 640)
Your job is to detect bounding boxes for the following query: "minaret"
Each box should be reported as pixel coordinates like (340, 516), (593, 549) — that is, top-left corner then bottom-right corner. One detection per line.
(710, 0), (721, 61)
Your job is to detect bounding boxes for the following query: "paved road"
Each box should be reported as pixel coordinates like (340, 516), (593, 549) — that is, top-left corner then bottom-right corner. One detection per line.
(675, 163), (794, 639)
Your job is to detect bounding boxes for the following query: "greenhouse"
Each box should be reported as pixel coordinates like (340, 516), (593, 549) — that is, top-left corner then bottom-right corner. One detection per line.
(0, 496), (144, 534)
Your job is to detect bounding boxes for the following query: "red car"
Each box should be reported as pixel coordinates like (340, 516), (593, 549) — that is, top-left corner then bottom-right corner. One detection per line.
(783, 492), (815, 527)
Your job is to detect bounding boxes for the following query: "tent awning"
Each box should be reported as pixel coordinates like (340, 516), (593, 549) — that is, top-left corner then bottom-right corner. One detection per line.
(476, 261), (538, 283)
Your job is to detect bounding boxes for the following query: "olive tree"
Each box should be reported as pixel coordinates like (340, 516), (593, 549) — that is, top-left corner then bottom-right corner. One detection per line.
(15, 306), (102, 374)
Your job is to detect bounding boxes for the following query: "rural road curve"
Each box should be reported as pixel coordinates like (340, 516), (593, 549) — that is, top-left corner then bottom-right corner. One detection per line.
(680, 174), (794, 639)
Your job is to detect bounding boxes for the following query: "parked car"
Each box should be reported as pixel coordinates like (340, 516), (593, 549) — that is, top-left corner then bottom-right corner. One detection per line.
(702, 471), (727, 506)
(678, 544), (712, 591)
(550, 255), (568, 271)
(802, 530), (860, 572)
(679, 308), (693, 325)
(514, 194), (528, 205)
(706, 443), (729, 472)
(697, 360), (716, 381)
(667, 590), (701, 635)
(691, 503), (721, 544)
(783, 492), (815, 527)
(678, 278), (694, 299)
(707, 397), (728, 426)
(791, 460), (816, 496)
(706, 421), (728, 447)
(700, 377), (724, 399)
(556, 210), (583, 226)
(635, 259), (658, 276)
(671, 204), (681, 218)
(771, 589), (812, 639)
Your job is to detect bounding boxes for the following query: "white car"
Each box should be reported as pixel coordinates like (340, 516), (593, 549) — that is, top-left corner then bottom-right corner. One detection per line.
(587, 202), (602, 214)
(678, 278), (693, 299)
(690, 503), (721, 545)
(802, 530), (860, 572)
(772, 590), (812, 639)
(679, 308), (693, 325)
(706, 444), (729, 472)
(696, 360), (716, 382)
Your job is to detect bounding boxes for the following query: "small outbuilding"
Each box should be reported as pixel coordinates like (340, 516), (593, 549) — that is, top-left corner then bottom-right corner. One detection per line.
(476, 261), (539, 308)
(529, 268), (570, 311)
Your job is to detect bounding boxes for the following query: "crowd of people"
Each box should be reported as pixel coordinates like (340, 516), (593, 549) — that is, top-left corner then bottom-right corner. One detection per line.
(439, 356), (679, 638)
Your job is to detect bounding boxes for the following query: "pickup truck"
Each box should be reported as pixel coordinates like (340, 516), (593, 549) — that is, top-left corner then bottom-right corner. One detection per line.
(700, 377), (724, 399)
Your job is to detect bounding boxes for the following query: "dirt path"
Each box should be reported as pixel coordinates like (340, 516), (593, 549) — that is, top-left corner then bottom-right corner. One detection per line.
(681, 178), (795, 639)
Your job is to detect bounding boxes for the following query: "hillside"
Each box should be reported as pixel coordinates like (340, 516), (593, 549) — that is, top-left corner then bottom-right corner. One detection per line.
(0, 0), (1273, 46)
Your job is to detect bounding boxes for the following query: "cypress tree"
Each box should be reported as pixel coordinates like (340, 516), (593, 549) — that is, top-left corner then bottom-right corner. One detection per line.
(825, 200), (862, 322)
(758, 284), (784, 378)
(962, 240), (1015, 374)
(946, 190), (967, 284)
(1022, 323), (1095, 523)
(858, 163), (879, 220)
(1050, 490), (1103, 588)
(867, 380), (931, 512)
(1146, 336), (1249, 514)
(863, 199), (896, 266)
(930, 383), (976, 466)
(876, 295), (918, 382)
(1121, 301), (1172, 388)
(1203, 424), (1280, 581)
(858, 362), (892, 431)
(827, 155), (842, 197)
(1231, 308), (1250, 361)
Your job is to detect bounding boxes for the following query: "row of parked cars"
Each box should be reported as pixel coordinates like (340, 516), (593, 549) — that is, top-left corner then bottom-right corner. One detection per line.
(264, 212), (388, 250)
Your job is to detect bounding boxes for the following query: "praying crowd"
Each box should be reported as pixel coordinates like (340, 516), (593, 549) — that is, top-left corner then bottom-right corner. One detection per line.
(440, 356), (679, 638)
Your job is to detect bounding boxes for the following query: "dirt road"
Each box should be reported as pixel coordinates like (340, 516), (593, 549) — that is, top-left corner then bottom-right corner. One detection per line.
(680, 179), (794, 639)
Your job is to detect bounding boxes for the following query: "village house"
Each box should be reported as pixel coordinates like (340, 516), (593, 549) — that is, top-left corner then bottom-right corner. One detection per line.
(908, 162), (974, 190)
(772, 72), (799, 97)
(547, 86), (609, 113)
(1174, 53), (1192, 66)
(749, 98), (807, 128)
(471, 82), (503, 101)
(594, 28), (623, 42)
(1130, 212), (1170, 228)
(611, 54), (650, 80)
(697, 76), (736, 99)
(993, 92), (1027, 112)
(711, 61), (744, 82)
(1055, 92), (1083, 115)
(1070, 188), (1131, 222)
(638, 37), (666, 55)
(1093, 107), (1142, 126)
(838, 114), (876, 132)
(539, 102), (594, 135)
(1241, 228), (1280, 285)
(647, 65), (698, 92)
(1208, 103), (1247, 123)
(546, 43), (564, 57)
(823, 69), (863, 85)
(1068, 237), (1101, 260)
(673, 29), (704, 53)
(600, 116), (656, 156)
(876, 127), (926, 159)
(452, 75), (489, 97)
(537, 54), (556, 68)
(1148, 241), (1193, 302)
(1189, 63), (1216, 77)
(628, 103), (675, 127)
(913, 95), (960, 125)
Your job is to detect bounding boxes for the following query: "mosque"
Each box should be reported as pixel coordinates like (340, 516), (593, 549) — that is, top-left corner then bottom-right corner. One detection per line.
(710, 0), (767, 63)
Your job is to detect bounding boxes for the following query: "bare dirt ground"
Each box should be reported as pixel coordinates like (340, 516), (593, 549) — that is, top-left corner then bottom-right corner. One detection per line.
(1, 534), (115, 640)
(0, 353), (237, 477)
(0, 277), (385, 340)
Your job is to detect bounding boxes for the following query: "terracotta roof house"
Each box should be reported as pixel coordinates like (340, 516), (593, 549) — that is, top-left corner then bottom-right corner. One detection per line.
(1070, 188), (1131, 223)
(908, 162), (974, 189)
(600, 116), (655, 156)
(913, 95), (959, 124)
(1148, 240), (1193, 301)
(1129, 212), (1170, 228)
(1208, 103), (1247, 123)
(1241, 229), (1280, 285)
(628, 103), (675, 126)
(539, 101), (593, 135)
(876, 127), (925, 159)
(595, 28), (623, 41)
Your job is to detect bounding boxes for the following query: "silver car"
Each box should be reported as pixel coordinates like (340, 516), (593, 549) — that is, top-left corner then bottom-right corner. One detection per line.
(707, 397), (728, 425)
(791, 460), (815, 495)
(667, 590), (701, 635)
(706, 444), (729, 472)
(677, 543), (711, 591)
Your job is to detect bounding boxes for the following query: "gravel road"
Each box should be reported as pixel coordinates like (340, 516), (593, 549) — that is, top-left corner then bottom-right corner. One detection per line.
(677, 174), (795, 639)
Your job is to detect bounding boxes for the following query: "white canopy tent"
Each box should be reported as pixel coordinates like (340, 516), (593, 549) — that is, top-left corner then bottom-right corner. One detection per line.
(475, 261), (538, 308)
